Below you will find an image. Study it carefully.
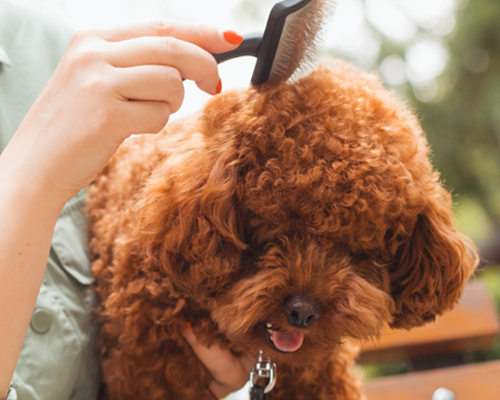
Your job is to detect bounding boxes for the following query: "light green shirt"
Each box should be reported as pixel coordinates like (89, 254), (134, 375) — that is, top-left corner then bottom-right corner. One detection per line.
(0, 1), (100, 399)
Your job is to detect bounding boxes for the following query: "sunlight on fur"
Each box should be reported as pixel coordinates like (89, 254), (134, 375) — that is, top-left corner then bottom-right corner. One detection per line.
(87, 59), (477, 399)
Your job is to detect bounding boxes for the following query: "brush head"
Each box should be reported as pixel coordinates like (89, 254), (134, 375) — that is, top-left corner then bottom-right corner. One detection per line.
(252, 0), (337, 87)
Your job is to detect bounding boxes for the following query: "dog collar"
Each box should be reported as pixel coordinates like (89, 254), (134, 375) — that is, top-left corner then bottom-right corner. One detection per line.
(249, 350), (276, 400)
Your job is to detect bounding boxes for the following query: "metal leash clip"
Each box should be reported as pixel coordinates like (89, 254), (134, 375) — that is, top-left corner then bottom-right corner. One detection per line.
(249, 350), (277, 400)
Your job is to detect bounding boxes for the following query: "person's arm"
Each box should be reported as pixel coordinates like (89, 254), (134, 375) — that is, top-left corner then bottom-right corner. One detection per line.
(0, 21), (242, 396)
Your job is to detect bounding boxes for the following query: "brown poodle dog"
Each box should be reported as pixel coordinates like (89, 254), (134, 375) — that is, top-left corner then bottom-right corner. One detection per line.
(87, 59), (477, 400)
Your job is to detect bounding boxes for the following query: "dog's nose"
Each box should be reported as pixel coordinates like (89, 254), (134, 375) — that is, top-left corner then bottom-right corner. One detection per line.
(284, 295), (321, 329)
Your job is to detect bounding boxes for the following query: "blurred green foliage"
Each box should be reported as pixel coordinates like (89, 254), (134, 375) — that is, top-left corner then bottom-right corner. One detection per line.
(353, 0), (500, 243)
(417, 0), (500, 233)
(470, 267), (500, 363)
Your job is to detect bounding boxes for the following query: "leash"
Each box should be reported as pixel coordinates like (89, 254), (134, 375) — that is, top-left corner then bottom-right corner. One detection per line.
(250, 385), (268, 400)
(249, 351), (277, 400)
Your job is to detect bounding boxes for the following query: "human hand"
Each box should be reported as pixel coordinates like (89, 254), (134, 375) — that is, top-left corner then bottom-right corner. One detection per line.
(183, 326), (255, 399)
(1, 21), (242, 207)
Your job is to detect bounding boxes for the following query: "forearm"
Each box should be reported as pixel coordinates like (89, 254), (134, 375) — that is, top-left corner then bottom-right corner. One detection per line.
(0, 147), (67, 396)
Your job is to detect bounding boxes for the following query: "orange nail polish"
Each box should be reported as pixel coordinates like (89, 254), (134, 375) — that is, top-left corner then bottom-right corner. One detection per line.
(216, 79), (222, 94)
(184, 322), (192, 330)
(223, 30), (243, 45)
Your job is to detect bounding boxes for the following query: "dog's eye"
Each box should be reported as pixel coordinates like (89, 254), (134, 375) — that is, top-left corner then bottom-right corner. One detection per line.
(239, 245), (261, 274)
(350, 252), (388, 289)
(242, 230), (269, 256)
(350, 252), (369, 265)
(335, 243), (368, 266)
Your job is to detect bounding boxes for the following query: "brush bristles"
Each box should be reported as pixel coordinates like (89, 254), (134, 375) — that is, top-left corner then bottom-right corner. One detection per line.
(269, 0), (338, 84)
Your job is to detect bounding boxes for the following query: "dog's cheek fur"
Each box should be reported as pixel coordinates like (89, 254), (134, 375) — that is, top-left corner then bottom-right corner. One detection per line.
(212, 243), (394, 354)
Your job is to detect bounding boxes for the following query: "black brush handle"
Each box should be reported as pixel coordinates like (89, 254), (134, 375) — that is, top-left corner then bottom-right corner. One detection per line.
(213, 33), (262, 64)
(181, 34), (261, 83)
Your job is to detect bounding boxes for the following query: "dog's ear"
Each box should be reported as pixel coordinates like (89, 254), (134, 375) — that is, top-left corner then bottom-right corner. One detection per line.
(132, 147), (245, 298)
(389, 185), (477, 329)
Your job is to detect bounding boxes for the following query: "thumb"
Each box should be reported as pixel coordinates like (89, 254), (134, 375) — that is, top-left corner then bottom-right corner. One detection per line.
(182, 325), (254, 397)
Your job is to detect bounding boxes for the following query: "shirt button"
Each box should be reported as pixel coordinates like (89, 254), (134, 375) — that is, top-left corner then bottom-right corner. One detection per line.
(30, 309), (52, 334)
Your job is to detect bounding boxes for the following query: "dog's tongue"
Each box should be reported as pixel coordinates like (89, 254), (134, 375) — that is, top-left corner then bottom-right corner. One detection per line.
(271, 330), (304, 352)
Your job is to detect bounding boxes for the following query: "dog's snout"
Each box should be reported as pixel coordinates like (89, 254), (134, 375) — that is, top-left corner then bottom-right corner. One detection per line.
(284, 295), (321, 329)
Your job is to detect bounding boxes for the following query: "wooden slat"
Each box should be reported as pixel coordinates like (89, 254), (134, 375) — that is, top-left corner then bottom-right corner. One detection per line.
(359, 280), (500, 364)
(364, 360), (500, 400)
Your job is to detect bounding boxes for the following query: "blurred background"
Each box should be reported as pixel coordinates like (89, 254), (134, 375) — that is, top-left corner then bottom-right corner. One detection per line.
(36, 0), (500, 395)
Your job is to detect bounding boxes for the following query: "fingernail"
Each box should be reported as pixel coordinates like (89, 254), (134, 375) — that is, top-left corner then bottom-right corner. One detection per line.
(223, 30), (243, 45)
(216, 79), (222, 95)
(184, 322), (192, 330)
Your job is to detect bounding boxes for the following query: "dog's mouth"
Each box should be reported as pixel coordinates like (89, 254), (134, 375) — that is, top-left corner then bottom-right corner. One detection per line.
(265, 323), (304, 353)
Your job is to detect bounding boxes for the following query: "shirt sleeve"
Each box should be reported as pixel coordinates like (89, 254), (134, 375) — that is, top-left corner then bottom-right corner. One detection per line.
(10, 190), (100, 400)
(0, 0), (74, 149)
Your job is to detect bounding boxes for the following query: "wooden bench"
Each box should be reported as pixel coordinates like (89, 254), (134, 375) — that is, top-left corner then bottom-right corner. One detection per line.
(359, 279), (500, 400)
(363, 360), (500, 400)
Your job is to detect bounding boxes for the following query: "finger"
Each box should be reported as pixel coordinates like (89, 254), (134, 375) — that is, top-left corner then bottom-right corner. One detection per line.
(108, 37), (219, 94)
(206, 353), (255, 399)
(238, 353), (256, 375)
(95, 20), (242, 54)
(114, 65), (185, 112)
(183, 328), (250, 391)
(118, 100), (172, 135)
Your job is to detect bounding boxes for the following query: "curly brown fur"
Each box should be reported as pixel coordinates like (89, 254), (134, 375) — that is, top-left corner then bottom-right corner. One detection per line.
(87, 59), (477, 399)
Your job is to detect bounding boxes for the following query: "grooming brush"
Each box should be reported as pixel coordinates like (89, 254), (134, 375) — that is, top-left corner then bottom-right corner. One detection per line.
(214, 0), (336, 86)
